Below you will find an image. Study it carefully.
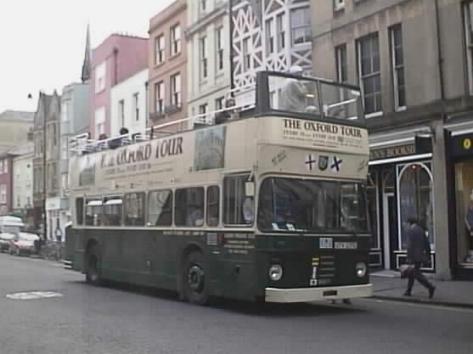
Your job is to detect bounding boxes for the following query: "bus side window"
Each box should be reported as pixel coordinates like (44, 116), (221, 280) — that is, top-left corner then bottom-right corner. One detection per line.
(207, 185), (219, 226)
(223, 174), (254, 225)
(147, 190), (173, 226)
(76, 198), (84, 225)
(124, 192), (145, 226)
(86, 199), (103, 226)
(103, 196), (123, 226)
(175, 187), (204, 227)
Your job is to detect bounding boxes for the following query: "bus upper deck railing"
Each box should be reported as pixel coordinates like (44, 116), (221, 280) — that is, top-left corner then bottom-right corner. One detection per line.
(69, 71), (364, 156)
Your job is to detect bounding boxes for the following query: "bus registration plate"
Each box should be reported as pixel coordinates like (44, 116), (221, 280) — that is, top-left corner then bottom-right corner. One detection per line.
(334, 242), (357, 249)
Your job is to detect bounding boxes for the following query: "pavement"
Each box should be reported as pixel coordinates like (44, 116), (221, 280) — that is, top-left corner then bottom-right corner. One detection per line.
(371, 269), (473, 309)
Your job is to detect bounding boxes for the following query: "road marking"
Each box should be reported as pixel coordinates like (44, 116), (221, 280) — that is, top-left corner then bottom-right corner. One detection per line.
(361, 298), (473, 314)
(6, 291), (63, 300)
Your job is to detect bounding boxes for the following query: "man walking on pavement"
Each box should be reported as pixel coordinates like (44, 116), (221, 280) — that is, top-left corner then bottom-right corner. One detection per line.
(404, 216), (436, 298)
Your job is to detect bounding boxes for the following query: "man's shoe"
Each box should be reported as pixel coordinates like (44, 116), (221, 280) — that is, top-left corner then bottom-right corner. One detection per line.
(429, 286), (435, 299)
(403, 291), (411, 296)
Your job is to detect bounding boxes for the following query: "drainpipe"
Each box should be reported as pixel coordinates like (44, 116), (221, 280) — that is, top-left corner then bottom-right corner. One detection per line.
(434, 0), (445, 105)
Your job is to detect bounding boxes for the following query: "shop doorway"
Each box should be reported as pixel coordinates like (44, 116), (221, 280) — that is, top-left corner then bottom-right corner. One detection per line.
(382, 192), (396, 270)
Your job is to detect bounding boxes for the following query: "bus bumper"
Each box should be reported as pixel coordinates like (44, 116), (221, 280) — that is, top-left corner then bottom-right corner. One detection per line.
(265, 283), (373, 303)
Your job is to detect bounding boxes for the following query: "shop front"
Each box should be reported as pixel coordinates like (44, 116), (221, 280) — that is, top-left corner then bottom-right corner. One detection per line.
(368, 135), (435, 272)
(448, 132), (473, 279)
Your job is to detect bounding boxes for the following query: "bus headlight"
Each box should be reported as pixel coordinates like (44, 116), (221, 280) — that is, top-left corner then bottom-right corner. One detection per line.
(269, 264), (283, 281)
(355, 262), (367, 278)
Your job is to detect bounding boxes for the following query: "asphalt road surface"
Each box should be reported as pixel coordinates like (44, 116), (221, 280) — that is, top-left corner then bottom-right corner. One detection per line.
(0, 253), (472, 354)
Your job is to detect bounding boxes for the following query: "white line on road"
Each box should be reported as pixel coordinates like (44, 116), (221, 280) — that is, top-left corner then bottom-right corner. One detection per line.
(6, 291), (63, 300)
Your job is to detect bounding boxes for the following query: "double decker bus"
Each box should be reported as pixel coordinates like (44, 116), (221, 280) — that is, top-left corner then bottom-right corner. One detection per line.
(65, 71), (372, 304)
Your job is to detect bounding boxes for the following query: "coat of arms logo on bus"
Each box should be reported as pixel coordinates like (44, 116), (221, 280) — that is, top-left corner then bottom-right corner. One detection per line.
(318, 155), (328, 171)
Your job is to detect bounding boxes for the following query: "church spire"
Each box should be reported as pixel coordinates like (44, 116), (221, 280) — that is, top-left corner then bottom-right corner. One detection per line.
(81, 24), (91, 83)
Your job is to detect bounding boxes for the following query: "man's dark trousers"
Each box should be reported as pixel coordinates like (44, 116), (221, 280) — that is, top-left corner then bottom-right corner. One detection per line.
(407, 262), (434, 293)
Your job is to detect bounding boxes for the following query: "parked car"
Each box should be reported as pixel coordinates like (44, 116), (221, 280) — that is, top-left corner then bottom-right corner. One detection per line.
(0, 232), (15, 252)
(9, 232), (40, 256)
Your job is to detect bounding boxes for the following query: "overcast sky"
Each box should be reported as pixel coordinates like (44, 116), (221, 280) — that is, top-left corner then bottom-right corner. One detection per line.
(0, 0), (173, 113)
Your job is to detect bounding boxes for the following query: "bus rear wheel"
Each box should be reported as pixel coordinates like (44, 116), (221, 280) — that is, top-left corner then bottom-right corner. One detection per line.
(85, 253), (101, 285)
(183, 251), (208, 305)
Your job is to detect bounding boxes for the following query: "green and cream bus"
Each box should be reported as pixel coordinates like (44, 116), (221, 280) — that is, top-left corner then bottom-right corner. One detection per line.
(65, 71), (372, 304)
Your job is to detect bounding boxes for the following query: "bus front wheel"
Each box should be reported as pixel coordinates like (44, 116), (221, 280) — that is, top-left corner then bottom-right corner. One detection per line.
(183, 251), (208, 305)
(85, 253), (101, 285)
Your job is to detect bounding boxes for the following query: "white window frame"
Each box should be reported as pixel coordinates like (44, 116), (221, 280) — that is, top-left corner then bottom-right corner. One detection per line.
(94, 107), (106, 138)
(118, 99), (125, 127)
(0, 184), (6, 204)
(277, 13), (286, 51)
(265, 18), (274, 55)
(200, 36), (208, 80)
(389, 24), (406, 111)
(464, 2), (473, 94)
(95, 62), (106, 93)
(170, 73), (181, 108)
(155, 81), (165, 114)
(290, 6), (311, 45)
(334, 0), (345, 12)
(357, 33), (382, 116)
(155, 34), (165, 65)
(170, 24), (181, 56)
(133, 92), (140, 121)
(216, 26), (224, 72)
(243, 37), (251, 71)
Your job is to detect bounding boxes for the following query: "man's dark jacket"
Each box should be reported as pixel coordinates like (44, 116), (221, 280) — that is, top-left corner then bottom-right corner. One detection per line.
(407, 223), (430, 263)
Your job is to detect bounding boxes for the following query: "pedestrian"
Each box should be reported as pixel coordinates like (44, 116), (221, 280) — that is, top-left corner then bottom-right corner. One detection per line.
(404, 216), (435, 298)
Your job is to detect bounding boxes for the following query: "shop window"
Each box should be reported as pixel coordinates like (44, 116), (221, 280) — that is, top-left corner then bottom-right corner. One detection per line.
(397, 163), (433, 250)
(103, 196), (123, 226)
(175, 188), (204, 227)
(124, 192), (145, 226)
(207, 186), (220, 226)
(455, 162), (473, 264)
(148, 190), (173, 226)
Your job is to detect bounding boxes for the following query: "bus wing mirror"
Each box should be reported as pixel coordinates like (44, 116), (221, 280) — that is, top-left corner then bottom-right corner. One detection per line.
(245, 182), (255, 197)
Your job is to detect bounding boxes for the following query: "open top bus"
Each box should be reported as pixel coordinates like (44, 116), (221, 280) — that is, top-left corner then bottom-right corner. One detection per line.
(65, 71), (372, 304)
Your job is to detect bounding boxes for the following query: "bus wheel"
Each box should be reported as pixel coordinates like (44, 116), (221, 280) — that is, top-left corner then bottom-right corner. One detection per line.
(183, 251), (208, 305)
(85, 253), (101, 285)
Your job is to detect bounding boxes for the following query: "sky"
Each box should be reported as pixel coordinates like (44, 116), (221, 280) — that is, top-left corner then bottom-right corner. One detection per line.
(0, 0), (174, 113)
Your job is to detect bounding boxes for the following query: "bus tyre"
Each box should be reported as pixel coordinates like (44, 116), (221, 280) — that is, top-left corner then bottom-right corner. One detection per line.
(183, 251), (208, 305)
(85, 253), (101, 285)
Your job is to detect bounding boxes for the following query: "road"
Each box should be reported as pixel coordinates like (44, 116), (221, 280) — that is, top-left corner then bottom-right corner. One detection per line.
(0, 253), (471, 354)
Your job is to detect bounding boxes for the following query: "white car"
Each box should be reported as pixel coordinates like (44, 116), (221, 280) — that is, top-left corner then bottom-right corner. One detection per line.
(9, 233), (40, 256)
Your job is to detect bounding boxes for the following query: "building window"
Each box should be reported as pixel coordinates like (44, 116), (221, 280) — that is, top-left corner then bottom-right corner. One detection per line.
(389, 24), (406, 110)
(200, 0), (207, 13)
(464, 2), (473, 94)
(243, 37), (251, 71)
(118, 99), (125, 127)
(175, 187), (205, 227)
(148, 190), (173, 226)
(454, 161), (473, 264)
(335, 44), (347, 83)
(170, 24), (181, 56)
(334, 0), (345, 11)
(216, 26), (224, 72)
(277, 13), (285, 50)
(95, 62), (106, 93)
(200, 36), (208, 79)
(223, 174), (254, 225)
(265, 18), (274, 54)
(0, 184), (6, 204)
(170, 73), (181, 108)
(155, 81), (165, 114)
(290, 7), (311, 45)
(215, 96), (225, 110)
(155, 34), (165, 65)
(199, 103), (208, 115)
(357, 33), (382, 114)
(133, 93), (139, 121)
(95, 107), (106, 138)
